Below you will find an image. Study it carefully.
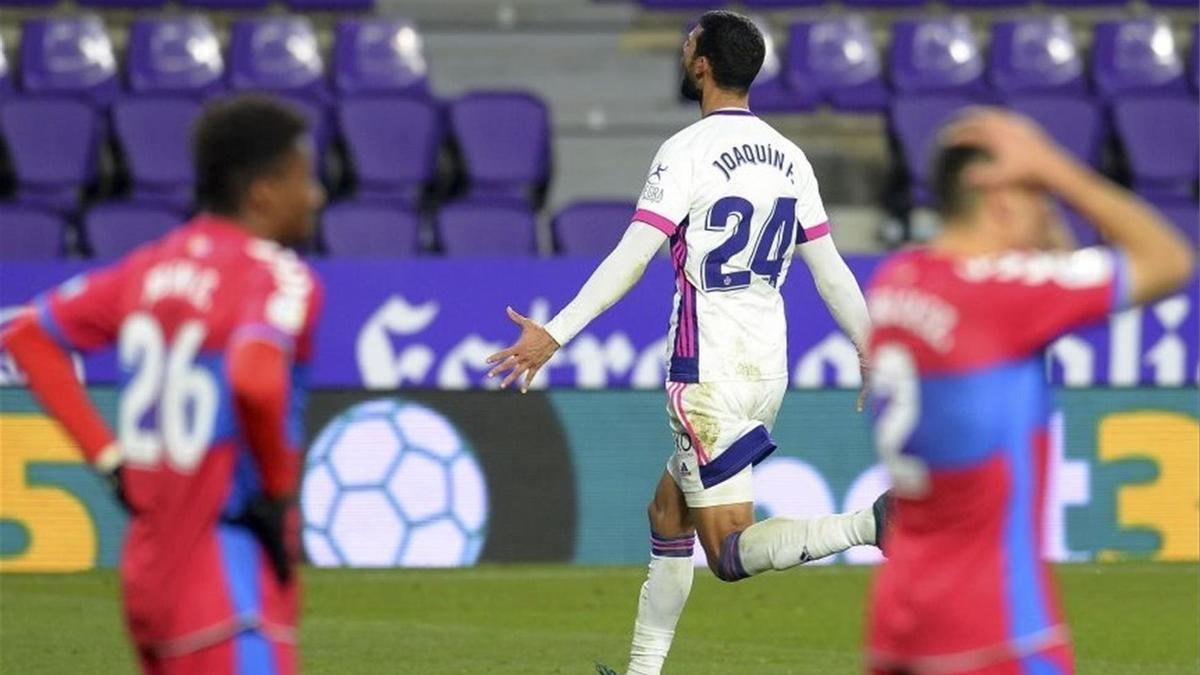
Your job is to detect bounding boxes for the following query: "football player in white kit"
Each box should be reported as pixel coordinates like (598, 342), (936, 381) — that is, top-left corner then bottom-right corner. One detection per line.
(488, 11), (888, 674)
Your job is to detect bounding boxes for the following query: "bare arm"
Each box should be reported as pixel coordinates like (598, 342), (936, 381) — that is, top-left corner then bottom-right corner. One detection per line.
(949, 109), (1195, 305)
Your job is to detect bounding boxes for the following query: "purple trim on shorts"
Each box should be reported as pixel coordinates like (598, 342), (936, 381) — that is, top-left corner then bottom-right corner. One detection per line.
(698, 425), (776, 489)
(716, 531), (749, 582)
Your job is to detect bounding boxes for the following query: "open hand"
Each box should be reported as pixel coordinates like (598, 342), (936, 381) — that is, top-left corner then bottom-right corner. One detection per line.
(939, 107), (1070, 190)
(486, 307), (560, 393)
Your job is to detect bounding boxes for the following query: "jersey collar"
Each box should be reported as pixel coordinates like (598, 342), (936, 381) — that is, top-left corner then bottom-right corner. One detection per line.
(704, 107), (755, 118)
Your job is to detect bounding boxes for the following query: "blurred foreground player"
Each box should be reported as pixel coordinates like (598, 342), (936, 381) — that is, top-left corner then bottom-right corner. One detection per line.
(1, 96), (325, 674)
(865, 109), (1194, 675)
(488, 12), (886, 675)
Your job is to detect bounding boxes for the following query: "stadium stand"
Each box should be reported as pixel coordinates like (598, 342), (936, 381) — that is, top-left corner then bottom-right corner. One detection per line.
(321, 201), (421, 257)
(0, 96), (98, 213)
(888, 16), (987, 98)
(437, 199), (538, 256)
(0, 204), (64, 260)
(0, 1), (1195, 257)
(333, 18), (430, 97)
(83, 202), (180, 259)
(448, 91), (551, 205)
(1092, 17), (1187, 99)
(552, 200), (639, 255)
(785, 17), (888, 112)
(988, 16), (1086, 97)
(19, 15), (119, 106)
(112, 96), (202, 211)
(338, 96), (442, 207)
(127, 16), (224, 97)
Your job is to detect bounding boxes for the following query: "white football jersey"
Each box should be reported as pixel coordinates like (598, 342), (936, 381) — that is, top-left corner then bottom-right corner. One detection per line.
(634, 108), (830, 383)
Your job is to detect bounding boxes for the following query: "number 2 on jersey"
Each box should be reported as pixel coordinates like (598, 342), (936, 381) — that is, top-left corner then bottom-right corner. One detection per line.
(702, 196), (797, 291)
(119, 313), (218, 472)
(871, 344), (929, 496)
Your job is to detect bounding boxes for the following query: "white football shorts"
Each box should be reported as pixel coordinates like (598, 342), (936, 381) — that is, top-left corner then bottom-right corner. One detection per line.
(665, 378), (787, 508)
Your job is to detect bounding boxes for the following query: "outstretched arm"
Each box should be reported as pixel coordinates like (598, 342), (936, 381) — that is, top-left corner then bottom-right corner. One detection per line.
(795, 235), (871, 410)
(487, 222), (667, 392)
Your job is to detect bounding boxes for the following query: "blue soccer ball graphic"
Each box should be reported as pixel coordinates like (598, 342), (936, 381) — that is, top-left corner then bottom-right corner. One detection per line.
(301, 399), (488, 567)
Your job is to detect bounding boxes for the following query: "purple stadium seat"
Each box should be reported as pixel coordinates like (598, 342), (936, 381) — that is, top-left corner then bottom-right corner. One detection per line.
(889, 94), (975, 201)
(1149, 0), (1199, 5)
(338, 97), (441, 206)
(744, 15), (812, 112)
(1113, 97), (1199, 200)
(288, 0), (373, 9)
(0, 206), (64, 260)
(180, 0), (270, 8)
(743, 0), (822, 7)
(639, 0), (726, 8)
(321, 202), (420, 257)
(1045, 0), (1126, 5)
(553, 201), (638, 256)
(85, 204), (180, 259)
(229, 18), (329, 103)
(128, 17), (224, 97)
(1148, 198), (1200, 249)
(1055, 206), (1102, 249)
(78, 0), (167, 7)
(20, 16), (119, 107)
(989, 17), (1085, 96)
(1191, 24), (1199, 94)
(0, 97), (97, 212)
(844, 0), (924, 7)
(0, 0), (57, 5)
(437, 200), (537, 256)
(890, 16), (985, 96)
(0, 33), (10, 95)
(1008, 96), (1102, 167)
(1092, 18), (1187, 100)
(113, 97), (202, 211)
(449, 92), (550, 202)
(946, 0), (1027, 6)
(785, 17), (888, 112)
(333, 19), (430, 97)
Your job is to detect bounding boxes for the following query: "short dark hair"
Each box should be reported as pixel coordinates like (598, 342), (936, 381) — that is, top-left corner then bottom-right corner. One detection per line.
(931, 144), (993, 221)
(695, 11), (765, 93)
(192, 95), (309, 215)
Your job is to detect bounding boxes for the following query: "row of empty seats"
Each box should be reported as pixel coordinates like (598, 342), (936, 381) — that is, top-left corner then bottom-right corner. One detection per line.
(0, 91), (551, 212)
(0, 14), (554, 214)
(0, 199), (645, 259)
(0, 15), (429, 103)
(643, 0), (1195, 9)
(3, 194), (1195, 260)
(1, 0), (372, 9)
(748, 14), (1199, 112)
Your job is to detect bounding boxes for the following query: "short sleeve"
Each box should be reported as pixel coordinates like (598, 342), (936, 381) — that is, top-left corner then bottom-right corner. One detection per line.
(36, 264), (126, 352)
(233, 243), (321, 360)
(633, 138), (692, 237)
(794, 158), (830, 244)
(967, 247), (1130, 350)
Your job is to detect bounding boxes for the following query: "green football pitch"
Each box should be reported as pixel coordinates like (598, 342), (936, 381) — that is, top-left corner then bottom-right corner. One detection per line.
(1, 563), (1196, 674)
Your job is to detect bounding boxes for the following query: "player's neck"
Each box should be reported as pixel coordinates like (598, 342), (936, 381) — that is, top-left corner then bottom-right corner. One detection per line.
(700, 88), (750, 117)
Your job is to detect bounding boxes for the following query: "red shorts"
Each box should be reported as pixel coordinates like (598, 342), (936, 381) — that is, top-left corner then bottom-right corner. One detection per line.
(137, 630), (295, 675)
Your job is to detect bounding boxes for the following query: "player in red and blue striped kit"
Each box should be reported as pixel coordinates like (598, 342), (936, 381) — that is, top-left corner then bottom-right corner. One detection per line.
(864, 109), (1194, 675)
(2, 97), (325, 675)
